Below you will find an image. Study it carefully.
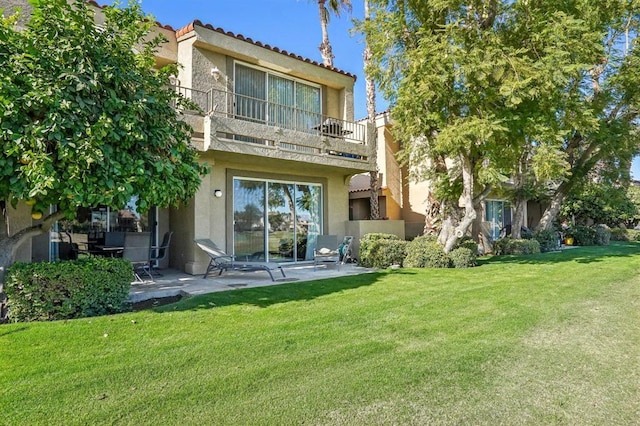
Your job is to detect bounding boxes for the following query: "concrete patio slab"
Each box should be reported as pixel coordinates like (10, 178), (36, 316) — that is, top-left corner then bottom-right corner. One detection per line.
(128, 263), (375, 303)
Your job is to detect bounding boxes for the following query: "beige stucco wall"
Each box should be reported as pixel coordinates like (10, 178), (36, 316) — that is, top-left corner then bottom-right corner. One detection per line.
(174, 151), (352, 275)
(5, 202), (33, 262)
(177, 26), (355, 122)
(345, 219), (405, 259)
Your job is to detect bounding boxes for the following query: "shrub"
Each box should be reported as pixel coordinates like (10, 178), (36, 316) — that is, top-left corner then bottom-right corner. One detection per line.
(493, 237), (541, 255)
(358, 233), (402, 268)
(594, 224), (611, 246)
(610, 227), (629, 241)
(457, 237), (479, 255)
(534, 229), (560, 252)
(5, 257), (132, 322)
(449, 247), (477, 268)
(567, 225), (598, 246)
(405, 235), (451, 268)
(608, 227), (640, 242)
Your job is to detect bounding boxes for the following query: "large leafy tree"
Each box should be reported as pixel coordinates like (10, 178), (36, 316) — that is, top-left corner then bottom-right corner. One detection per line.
(363, 0), (640, 251)
(0, 0), (208, 316)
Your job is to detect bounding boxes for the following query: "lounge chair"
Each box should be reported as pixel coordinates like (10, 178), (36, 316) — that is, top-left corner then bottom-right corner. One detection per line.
(313, 235), (341, 270)
(194, 239), (286, 281)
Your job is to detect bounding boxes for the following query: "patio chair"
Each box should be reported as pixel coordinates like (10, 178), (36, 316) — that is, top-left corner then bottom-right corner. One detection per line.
(149, 231), (173, 276)
(339, 236), (355, 264)
(194, 239), (286, 281)
(313, 234), (341, 271)
(123, 232), (153, 282)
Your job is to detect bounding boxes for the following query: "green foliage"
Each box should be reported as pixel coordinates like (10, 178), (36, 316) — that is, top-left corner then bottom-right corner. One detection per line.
(457, 237), (479, 255)
(610, 227), (640, 241)
(358, 233), (403, 268)
(493, 238), (541, 256)
(560, 182), (637, 228)
(448, 247), (477, 268)
(565, 225), (597, 246)
(594, 225), (611, 246)
(0, 0), (208, 216)
(404, 235), (451, 268)
(5, 257), (131, 322)
(534, 229), (560, 253)
(565, 225), (611, 246)
(361, 0), (640, 231)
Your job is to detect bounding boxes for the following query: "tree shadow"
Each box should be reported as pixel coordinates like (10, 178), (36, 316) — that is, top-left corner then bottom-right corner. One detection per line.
(478, 241), (640, 266)
(152, 270), (394, 313)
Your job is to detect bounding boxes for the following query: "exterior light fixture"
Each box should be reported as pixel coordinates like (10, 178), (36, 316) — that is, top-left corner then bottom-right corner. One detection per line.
(210, 66), (221, 81)
(213, 189), (223, 198)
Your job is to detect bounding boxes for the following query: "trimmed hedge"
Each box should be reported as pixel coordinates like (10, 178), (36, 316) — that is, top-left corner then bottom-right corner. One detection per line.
(534, 229), (559, 252)
(449, 247), (477, 268)
(405, 235), (451, 268)
(5, 257), (132, 322)
(610, 227), (640, 241)
(358, 233), (406, 268)
(494, 237), (541, 255)
(594, 224), (611, 246)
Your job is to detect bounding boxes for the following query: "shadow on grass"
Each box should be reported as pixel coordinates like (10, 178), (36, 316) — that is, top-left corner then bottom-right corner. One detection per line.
(153, 270), (406, 313)
(478, 241), (640, 266)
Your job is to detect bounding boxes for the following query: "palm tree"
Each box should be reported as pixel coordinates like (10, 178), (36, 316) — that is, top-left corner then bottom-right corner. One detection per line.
(314, 0), (352, 67)
(363, 0), (379, 219)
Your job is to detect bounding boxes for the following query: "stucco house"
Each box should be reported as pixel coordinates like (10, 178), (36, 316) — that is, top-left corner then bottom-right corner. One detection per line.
(349, 111), (547, 244)
(6, 2), (373, 274)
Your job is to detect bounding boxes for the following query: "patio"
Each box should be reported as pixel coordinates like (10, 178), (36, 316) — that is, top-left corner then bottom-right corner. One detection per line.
(129, 263), (375, 303)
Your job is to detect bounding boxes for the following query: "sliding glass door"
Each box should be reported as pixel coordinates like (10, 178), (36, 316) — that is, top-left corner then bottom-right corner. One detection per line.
(233, 177), (322, 262)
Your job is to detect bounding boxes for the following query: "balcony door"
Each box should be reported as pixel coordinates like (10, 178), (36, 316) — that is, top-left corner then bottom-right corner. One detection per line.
(234, 63), (321, 134)
(233, 177), (322, 263)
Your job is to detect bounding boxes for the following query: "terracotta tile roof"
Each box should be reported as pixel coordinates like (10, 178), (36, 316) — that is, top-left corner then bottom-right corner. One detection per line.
(86, 1), (174, 31)
(88, 1), (357, 80)
(175, 20), (357, 80)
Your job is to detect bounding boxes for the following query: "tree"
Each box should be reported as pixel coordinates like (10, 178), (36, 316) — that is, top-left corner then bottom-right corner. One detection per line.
(0, 0), (209, 319)
(313, 0), (352, 67)
(362, 1), (640, 251)
(363, 0), (379, 220)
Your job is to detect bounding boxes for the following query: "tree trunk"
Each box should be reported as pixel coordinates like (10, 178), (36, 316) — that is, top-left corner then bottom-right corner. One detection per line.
(318, 1), (334, 67)
(511, 195), (526, 239)
(439, 155), (490, 253)
(364, 0), (379, 220)
(423, 191), (441, 235)
(536, 181), (570, 231)
(0, 210), (65, 322)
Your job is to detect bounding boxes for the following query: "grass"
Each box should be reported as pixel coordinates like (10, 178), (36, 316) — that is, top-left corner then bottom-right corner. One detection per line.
(1, 242), (639, 425)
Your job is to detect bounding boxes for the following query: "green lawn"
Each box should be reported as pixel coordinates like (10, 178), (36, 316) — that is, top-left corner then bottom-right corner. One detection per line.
(2, 243), (639, 425)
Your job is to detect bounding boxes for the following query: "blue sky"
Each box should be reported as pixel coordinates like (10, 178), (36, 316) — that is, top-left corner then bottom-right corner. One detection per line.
(102, 0), (640, 179)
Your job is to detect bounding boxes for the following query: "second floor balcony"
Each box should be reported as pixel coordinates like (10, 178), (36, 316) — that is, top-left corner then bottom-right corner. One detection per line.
(176, 86), (370, 166)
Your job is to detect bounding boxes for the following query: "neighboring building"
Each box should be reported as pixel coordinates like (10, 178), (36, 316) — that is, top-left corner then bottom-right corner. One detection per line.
(350, 112), (545, 243)
(8, 4), (373, 274)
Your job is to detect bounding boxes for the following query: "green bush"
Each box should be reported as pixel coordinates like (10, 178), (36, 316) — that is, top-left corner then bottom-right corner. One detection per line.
(456, 237), (479, 256)
(405, 235), (451, 268)
(610, 227), (629, 241)
(534, 229), (560, 252)
(493, 237), (541, 255)
(611, 228), (640, 241)
(359, 233), (402, 268)
(567, 225), (598, 246)
(5, 257), (132, 322)
(449, 247), (477, 268)
(594, 224), (611, 246)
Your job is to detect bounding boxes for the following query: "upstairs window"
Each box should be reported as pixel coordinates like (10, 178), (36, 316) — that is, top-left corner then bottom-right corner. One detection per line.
(234, 63), (321, 132)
